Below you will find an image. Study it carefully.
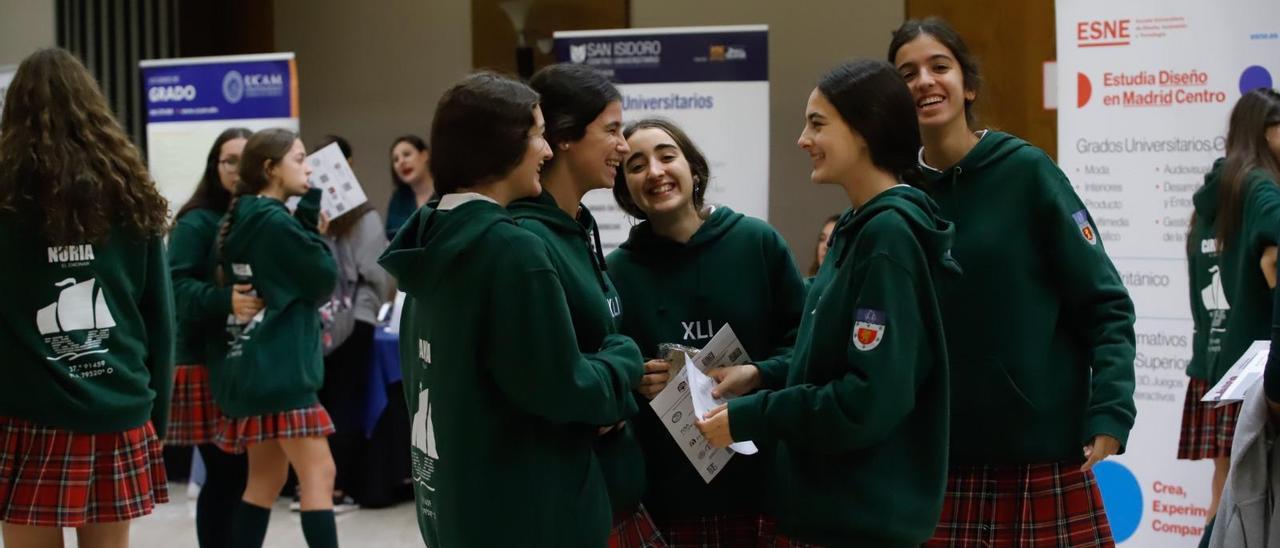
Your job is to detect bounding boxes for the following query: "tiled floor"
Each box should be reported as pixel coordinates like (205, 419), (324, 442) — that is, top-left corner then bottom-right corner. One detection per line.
(1, 483), (421, 547)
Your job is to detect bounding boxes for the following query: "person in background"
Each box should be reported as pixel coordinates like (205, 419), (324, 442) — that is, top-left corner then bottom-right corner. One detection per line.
(312, 134), (392, 513)
(169, 126), (257, 548)
(210, 128), (340, 548)
(809, 214), (839, 278)
(890, 17), (1136, 546)
(1185, 87), (1280, 543)
(608, 116), (806, 546)
(0, 47), (174, 548)
(385, 135), (432, 241)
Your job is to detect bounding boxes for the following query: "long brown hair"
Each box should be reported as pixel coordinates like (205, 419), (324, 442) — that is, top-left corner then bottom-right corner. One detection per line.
(0, 48), (168, 244)
(214, 128), (299, 285)
(1215, 88), (1280, 253)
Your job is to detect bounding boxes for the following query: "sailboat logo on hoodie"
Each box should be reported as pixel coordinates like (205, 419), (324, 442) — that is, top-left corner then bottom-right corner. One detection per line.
(1072, 210), (1098, 246)
(36, 277), (116, 363)
(852, 308), (885, 351)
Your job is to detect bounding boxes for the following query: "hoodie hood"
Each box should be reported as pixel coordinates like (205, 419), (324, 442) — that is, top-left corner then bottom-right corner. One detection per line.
(832, 185), (962, 277)
(509, 190), (611, 289)
(1193, 158), (1226, 224)
(618, 206), (745, 255)
(223, 195), (290, 261)
(378, 199), (513, 296)
(920, 131), (1029, 186)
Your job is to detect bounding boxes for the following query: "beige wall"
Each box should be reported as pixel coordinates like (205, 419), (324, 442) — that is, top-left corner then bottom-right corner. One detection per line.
(631, 0), (904, 266)
(0, 0), (55, 67)
(273, 0), (471, 220)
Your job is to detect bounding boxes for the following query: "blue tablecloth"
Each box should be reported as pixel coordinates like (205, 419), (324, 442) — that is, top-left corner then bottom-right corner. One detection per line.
(363, 326), (402, 437)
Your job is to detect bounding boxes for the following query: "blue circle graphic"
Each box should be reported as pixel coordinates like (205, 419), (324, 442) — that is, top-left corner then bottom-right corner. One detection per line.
(1094, 461), (1143, 543)
(1240, 65), (1273, 95)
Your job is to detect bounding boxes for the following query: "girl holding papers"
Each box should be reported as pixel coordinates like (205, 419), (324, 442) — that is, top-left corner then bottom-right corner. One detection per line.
(889, 17), (1136, 546)
(378, 72), (644, 547)
(607, 116), (806, 546)
(696, 59), (960, 546)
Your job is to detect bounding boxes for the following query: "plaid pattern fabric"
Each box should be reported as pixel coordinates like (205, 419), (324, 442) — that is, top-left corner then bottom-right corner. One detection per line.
(214, 404), (335, 454)
(659, 513), (780, 547)
(166, 365), (223, 446)
(0, 418), (168, 527)
(1177, 377), (1241, 460)
(927, 462), (1114, 547)
(767, 534), (824, 548)
(610, 504), (669, 548)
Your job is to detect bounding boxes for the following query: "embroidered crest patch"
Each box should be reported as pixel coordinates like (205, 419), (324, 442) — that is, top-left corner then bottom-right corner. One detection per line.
(852, 308), (886, 351)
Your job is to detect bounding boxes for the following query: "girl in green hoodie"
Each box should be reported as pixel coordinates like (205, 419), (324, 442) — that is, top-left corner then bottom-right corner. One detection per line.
(606, 116), (806, 545)
(378, 72), (644, 547)
(697, 59), (960, 546)
(513, 63), (665, 547)
(1180, 89), (1280, 528)
(211, 128), (340, 548)
(0, 48), (174, 548)
(890, 18), (1137, 546)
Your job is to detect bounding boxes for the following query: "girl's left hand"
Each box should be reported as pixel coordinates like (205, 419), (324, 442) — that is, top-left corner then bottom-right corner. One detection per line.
(696, 404), (734, 448)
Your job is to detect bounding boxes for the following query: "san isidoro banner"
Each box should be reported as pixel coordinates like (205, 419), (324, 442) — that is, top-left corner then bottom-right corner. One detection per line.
(140, 53), (300, 217)
(1057, 1), (1280, 545)
(553, 25), (769, 254)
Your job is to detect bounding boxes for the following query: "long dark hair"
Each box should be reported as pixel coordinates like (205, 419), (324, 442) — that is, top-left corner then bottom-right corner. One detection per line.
(612, 118), (711, 220)
(429, 72), (540, 194)
(817, 59), (922, 182)
(0, 48), (168, 245)
(529, 63), (621, 170)
(175, 127), (253, 221)
(390, 135), (428, 189)
(215, 128), (299, 285)
(1215, 88), (1280, 253)
(888, 17), (983, 128)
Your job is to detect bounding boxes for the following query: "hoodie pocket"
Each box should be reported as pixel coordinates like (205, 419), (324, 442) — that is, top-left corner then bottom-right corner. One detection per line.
(953, 357), (1038, 422)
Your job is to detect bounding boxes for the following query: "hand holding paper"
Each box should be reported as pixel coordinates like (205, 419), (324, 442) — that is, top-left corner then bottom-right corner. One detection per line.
(688, 355), (757, 455)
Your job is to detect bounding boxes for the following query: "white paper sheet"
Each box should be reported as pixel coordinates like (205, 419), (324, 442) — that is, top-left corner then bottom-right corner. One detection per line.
(1201, 340), (1270, 405)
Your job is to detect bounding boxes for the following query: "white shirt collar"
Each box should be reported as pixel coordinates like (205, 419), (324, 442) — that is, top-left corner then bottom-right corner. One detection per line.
(437, 192), (499, 211)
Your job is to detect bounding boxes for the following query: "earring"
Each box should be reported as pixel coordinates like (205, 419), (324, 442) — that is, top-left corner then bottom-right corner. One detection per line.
(560, 143), (570, 151)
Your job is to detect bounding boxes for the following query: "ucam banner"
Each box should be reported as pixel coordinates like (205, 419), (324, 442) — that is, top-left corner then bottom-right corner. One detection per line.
(1057, 1), (1279, 545)
(140, 53), (299, 217)
(554, 25), (768, 253)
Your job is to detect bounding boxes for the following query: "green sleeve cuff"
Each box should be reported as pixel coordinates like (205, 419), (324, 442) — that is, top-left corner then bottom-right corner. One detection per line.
(753, 359), (787, 390)
(1084, 413), (1132, 454)
(728, 392), (771, 444)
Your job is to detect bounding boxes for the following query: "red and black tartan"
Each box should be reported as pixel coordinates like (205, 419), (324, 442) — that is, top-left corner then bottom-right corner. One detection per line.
(214, 403), (335, 455)
(609, 504), (669, 548)
(1177, 377), (1241, 460)
(659, 513), (780, 547)
(926, 462), (1114, 547)
(0, 418), (168, 527)
(166, 364), (223, 446)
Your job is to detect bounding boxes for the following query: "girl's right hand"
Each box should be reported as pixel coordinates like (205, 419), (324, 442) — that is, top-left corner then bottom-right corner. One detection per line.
(232, 283), (265, 323)
(636, 359), (672, 400)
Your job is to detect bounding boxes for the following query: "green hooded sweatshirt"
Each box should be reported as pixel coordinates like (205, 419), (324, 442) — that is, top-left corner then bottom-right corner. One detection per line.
(919, 131), (1136, 465)
(1204, 160), (1280, 383)
(0, 216), (174, 436)
(207, 189), (337, 417)
(605, 206), (805, 521)
(509, 190), (647, 515)
(378, 195), (645, 548)
(1186, 160), (1227, 381)
(728, 185), (960, 546)
(169, 208), (231, 365)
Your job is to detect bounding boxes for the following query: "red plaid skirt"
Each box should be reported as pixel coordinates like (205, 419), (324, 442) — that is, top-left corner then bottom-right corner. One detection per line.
(659, 513), (780, 547)
(0, 418), (168, 527)
(166, 365), (223, 446)
(1177, 377), (1241, 460)
(610, 504), (669, 548)
(926, 462), (1114, 547)
(214, 404), (335, 454)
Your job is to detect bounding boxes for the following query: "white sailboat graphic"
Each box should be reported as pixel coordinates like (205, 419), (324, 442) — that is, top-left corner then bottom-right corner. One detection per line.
(412, 386), (438, 460)
(1202, 266), (1230, 311)
(37, 277), (115, 361)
